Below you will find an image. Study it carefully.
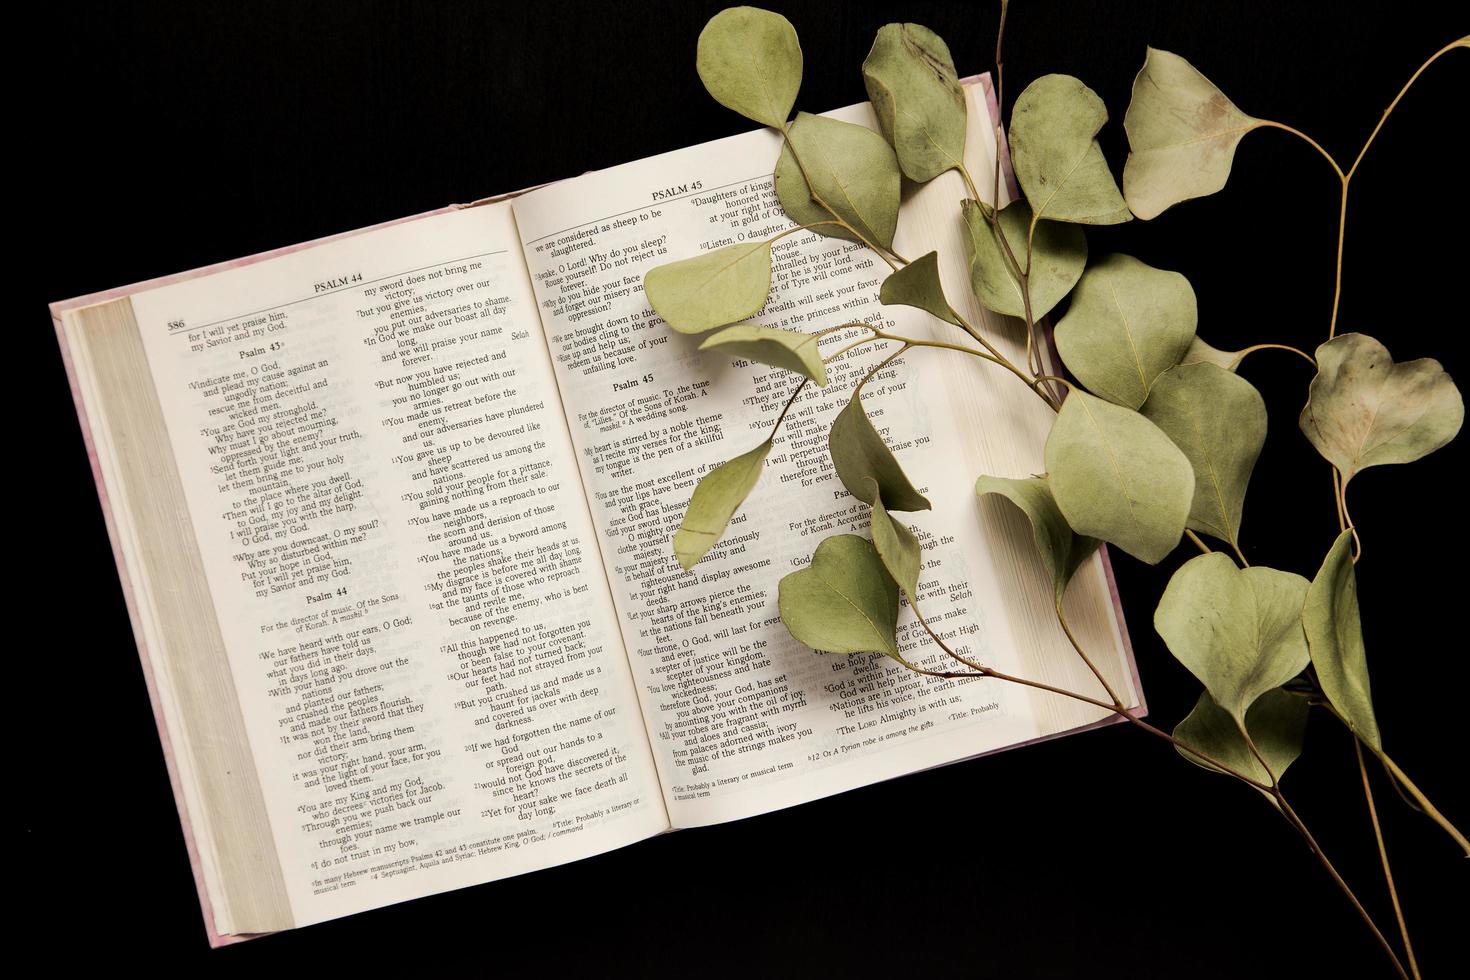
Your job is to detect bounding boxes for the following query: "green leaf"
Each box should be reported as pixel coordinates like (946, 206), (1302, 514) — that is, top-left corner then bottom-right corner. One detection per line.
(829, 393), (931, 512)
(879, 251), (960, 326)
(869, 489), (922, 607)
(1155, 553), (1311, 721)
(1010, 74), (1132, 225)
(643, 242), (773, 334)
(961, 198), (1087, 320)
(1045, 391), (1193, 564)
(775, 112), (901, 248)
(1181, 336), (1243, 372)
(1123, 48), (1264, 220)
(1054, 253), (1197, 409)
(695, 6), (802, 129)
(778, 534), (900, 658)
(974, 475), (1099, 604)
(1174, 689), (1309, 783)
(1300, 333), (1464, 487)
(1304, 530), (1380, 750)
(861, 22), (967, 182)
(1141, 362), (1266, 551)
(672, 441), (772, 570)
(700, 323), (827, 385)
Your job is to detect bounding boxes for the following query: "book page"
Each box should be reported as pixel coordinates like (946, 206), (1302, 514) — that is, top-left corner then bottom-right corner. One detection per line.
(121, 202), (666, 928)
(512, 81), (1138, 828)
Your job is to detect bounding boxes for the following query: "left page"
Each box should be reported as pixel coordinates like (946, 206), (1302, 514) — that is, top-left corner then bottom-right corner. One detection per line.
(120, 202), (667, 928)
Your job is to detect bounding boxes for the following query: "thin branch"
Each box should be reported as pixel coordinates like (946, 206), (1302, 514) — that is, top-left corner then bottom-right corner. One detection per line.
(1356, 740), (1421, 979)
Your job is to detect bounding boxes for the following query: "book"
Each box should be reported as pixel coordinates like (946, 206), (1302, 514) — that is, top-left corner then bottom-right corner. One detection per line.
(51, 73), (1142, 944)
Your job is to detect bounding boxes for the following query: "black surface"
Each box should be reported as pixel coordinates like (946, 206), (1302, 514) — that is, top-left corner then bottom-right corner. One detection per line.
(24, 2), (1467, 976)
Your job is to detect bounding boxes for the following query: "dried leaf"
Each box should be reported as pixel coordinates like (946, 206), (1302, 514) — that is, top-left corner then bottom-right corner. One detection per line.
(1174, 689), (1309, 783)
(961, 198), (1087, 319)
(696, 6), (802, 129)
(672, 441), (772, 570)
(879, 251), (960, 326)
(775, 112), (901, 248)
(1046, 391), (1193, 564)
(1054, 253), (1197, 409)
(779, 534), (900, 658)
(862, 22), (967, 182)
(974, 475), (1099, 604)
(1011, 74), (1131, 225)
(1303, 530), (1380, 750)
(644, 242), (772, 334)
(870, 488), (922, 607)
(830, 393), (931, 512)
(701, 323), (827, 385)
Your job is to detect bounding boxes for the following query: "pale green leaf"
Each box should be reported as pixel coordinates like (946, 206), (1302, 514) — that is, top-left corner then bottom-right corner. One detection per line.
(1304, 529), (1380, 750)
(1010, 74), (1132, 225)
(870, 488), (922, 607)
(861, 22), (967, 182)
(1123, 48), (1264, 219)
(974, 475), (1099, 604)
(779, 533), (900, 658)
(696, 6), (802, 129)
(1141, 362), (1266, 550)
(879, 251), (960, 326)
(1155, 553), (1311, 721)
(644, 242), (773, 334)
(830, 393), (931, 512)
(673, 441), (772, 570)
(1046, 391), (1193, 564)
(700, 323), (827, 385)
(1054, 253), (1197, 409)
(1300, 333), (1464, 487)
(1181, 336), (1243, 372)
(1174, 689), (1309, 783)
(961, 198), (1087, 319)
(775, 112), (901, 248)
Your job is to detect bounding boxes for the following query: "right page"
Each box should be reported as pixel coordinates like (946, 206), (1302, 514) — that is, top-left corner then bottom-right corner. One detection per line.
(513, 78), (1140, 828)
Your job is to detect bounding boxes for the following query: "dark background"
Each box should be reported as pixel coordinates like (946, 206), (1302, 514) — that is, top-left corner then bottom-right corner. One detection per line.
(23, 2), (1467, 976)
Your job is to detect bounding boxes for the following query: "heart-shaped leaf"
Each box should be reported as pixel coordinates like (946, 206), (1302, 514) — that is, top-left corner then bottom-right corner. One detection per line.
(830, 393), (931, 512)
(1299, 333), (1464, 487)
(1181, 336), (1243, 372)
(961, 198), (1087, 320)
(1123, 48), (1264, 219)
(1054, 253), (1197, 409)
(779, 534), (900, 658)
(861, 22), (967, 182)
(644, 242), (772, 334)
(1174, 688), (1309, 784)
(1303, 529), (1380, 750)
(700, 323), (827, 385)
(870, 489), (922, 607)
(1155, 553), (1311, 721)
(974, 475), (1099, 605)
(879, 251), (960, 326)
(673, 440), (773, 570)
(1010, 74), (1132, 225)
(775, 112), (901, 248)
(1046, 391), (1193, 564)
(696, 6), (802, 129)
(1141, 362), (1267, 551)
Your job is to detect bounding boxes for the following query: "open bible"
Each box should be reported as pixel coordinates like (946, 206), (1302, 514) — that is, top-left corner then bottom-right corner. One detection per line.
(52, 74), (1141, 943)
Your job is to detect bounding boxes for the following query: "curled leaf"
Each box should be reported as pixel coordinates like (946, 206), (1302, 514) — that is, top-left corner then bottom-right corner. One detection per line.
(1174, 689), (1309, 784)
(870, 488), (922, 607)
(1299, 333), (1463, 487)
(700, 323), (827, 385)
(673, 441), (773, 570)
(830, 393), (931, 512)
(776, 112), (901, 248)
(879, 251), (960, 326)
(974, 475), (1099, 604)
(1181, 336), (1243, 372)
(696, 6), (802, 129)
(1010, 74), (1131, 225)
(1123, 48), (1264, 219)
(1303, 530), (1380, 750)
(1154, 553), (1311, 721)
(779, 534), (900, 658)
(1141, 362), (1267, 551)
(643, 242), (773, 334)
(1054, 253), (1197, 409)
(961, 198), (1087, 320)
(861, 22), (967, 182)
(1045, 391), (1193, 565)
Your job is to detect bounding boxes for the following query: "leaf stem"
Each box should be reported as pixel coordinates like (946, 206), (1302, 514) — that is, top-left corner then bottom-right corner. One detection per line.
(1234, 343), (1316, 368)
(1356, 739), (1421, 980)
(1345, 37), (1468, 184)
(1371, 743), (1470, 857)
(1056, 602), (1123, 709)
(1184, 529), (1212, 555)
